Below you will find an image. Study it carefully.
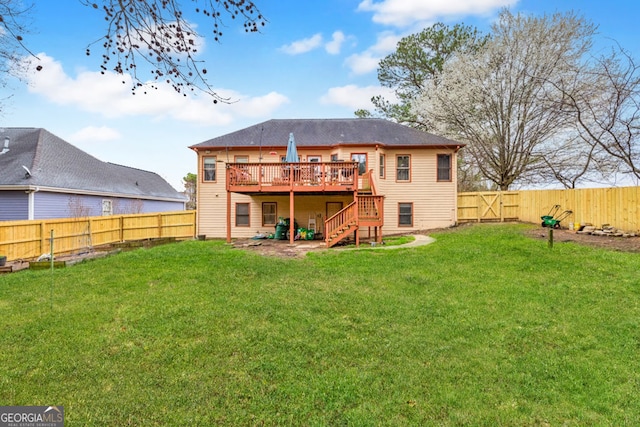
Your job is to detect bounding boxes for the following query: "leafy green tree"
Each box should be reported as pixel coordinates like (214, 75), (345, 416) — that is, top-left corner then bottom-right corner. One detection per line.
(183, 172), (197, 210)
(360, 23), (487, 130)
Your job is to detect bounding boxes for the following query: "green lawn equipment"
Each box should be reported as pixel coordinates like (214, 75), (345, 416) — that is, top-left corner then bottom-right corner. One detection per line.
(541, 205), (573, 228)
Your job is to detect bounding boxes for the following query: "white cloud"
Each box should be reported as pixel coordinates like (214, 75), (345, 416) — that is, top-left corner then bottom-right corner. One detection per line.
(325, 31), (346, 55)
(344, 32), (400, 75)
(280, 31), (353, 56)
(20, 54), (289, 126)
(357, 0), (518, 27)
(320, 84), (398, 110)
(345, 52), (380, 75)
(228, 91), (291, 117)
(68, 126), (122, 143)
(279, 33), (323, 55)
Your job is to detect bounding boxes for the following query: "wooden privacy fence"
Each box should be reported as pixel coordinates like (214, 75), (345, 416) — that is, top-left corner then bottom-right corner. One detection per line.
(458, 187), (640, 232)
(457, 191), (520, 223)
(0, 211), (196, 261)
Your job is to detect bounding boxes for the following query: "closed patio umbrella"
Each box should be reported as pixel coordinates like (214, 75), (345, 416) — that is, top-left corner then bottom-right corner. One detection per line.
(284, 132), (299, 243)
(285, 132), (298, 163)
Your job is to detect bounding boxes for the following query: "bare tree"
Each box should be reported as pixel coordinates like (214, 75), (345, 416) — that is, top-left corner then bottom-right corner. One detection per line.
(125, 199), (144, 214)
(414, 10), (597, 190)
(2, 0), (265, 102)
(68, 195), (93, 218)
(537, 132), (620, 188)
(0, 0), (38, 82)
(553, 46), (640, 182)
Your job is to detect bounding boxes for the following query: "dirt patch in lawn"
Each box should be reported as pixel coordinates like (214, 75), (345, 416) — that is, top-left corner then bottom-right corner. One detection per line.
(231, 223), (640, 258)
(524, 227), (640, 253)
(231, 238), (328, 258)
(411, 222), (640, 253)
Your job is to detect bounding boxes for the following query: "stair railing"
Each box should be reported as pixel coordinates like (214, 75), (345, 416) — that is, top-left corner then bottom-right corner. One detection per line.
(325, 201), (358, 247)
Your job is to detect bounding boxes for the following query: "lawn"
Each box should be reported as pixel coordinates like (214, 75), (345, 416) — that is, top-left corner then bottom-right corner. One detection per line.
(0, 223), (638, 425)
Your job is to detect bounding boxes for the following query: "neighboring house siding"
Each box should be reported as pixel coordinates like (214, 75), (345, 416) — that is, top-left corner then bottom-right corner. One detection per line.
(34, 192), (99, 219)
(33, 192), (184, 220)
(0, 191), (29, 221)
(127, 199), (184, 214)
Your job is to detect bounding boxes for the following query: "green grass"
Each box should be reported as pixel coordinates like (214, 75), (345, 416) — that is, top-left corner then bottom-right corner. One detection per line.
(1, 223), (639, 425)
(382, 235), (415, 246)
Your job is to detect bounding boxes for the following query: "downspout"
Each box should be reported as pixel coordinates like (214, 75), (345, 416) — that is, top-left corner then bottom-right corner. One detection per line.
(27, 187), (40, 220)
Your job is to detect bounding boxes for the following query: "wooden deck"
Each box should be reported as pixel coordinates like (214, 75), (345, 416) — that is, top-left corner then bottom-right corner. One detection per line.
(225, 164), (384, 247)
(227, 162), (359, 193)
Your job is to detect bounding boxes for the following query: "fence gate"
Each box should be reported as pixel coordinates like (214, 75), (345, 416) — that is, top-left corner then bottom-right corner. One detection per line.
(457, 191), (520, 223)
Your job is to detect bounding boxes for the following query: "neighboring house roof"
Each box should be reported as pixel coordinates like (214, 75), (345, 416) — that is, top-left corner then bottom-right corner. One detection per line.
(189, 118), (464, 150)
(0, 127), (184, 201)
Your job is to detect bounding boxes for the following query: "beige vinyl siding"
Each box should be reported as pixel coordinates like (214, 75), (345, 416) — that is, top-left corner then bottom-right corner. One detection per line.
(196, 149), (354, 237)
(375, 149), (457, 233)
(200, 194), (353, 238)
(250, 194), (352, 236)
(196, 146), (458, 238)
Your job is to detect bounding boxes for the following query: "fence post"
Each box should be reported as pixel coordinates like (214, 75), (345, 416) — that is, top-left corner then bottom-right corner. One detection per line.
(87, 217), (93, 249)
(40, 221), (46, 255)
(2, 211), (196, 259)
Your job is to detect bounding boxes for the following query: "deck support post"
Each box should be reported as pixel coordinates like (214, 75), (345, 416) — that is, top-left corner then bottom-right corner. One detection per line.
(289, 190), (295, 244)
(226, 190), (231, 243)
(353, 191), (360, 248)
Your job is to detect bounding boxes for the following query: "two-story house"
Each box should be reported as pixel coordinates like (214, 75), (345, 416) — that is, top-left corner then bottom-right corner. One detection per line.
(189, 118), (463, 247)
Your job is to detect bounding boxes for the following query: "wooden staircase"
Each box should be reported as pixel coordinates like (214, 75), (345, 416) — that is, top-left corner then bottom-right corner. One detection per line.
(325, 201), (359, 248)
(324, 170), (384, 248)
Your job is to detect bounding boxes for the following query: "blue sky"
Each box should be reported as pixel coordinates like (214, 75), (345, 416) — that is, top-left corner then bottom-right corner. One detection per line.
(2, 0), (639, 190)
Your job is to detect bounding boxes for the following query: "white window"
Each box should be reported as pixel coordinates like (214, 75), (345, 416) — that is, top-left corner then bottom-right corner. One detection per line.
(437, 154), (452, 182)
(102, 199), (113, 216)
(203, 157), (216, 181)
(396, 155), (410, 181)
(398, 203), (413, 227)
(236, 203), (250, 227)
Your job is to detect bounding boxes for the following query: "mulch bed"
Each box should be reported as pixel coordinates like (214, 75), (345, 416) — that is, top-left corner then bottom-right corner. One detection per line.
(524, 227), (640, 253)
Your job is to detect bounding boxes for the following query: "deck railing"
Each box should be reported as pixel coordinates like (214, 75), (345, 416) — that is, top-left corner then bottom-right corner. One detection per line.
(227, 162), (359, 192)
(358, 195), (384, 226)
(325, 201), (358, 246)
(361, 169), (372, 193)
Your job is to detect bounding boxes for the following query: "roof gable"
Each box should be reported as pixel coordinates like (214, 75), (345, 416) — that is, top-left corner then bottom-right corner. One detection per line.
(0, 128), (183, 200)
(189, 118), (464, 150)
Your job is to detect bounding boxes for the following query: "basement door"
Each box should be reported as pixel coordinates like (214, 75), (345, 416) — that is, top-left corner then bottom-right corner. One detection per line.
(326, 202), (343, 219)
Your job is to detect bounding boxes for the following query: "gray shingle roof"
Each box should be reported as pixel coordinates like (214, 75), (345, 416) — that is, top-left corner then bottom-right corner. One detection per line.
(0, 127), (184, 200)
(189, 118), (464, 149)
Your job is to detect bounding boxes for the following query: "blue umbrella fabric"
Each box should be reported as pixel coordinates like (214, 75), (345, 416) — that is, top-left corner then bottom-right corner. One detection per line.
(285, 132), (299, 163)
